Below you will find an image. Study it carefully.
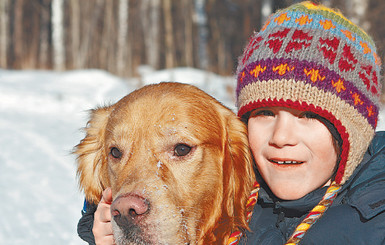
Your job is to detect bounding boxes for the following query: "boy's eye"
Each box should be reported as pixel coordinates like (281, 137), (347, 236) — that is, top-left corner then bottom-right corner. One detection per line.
(300, 111), (319, 119)
(251, 110), (274, 117)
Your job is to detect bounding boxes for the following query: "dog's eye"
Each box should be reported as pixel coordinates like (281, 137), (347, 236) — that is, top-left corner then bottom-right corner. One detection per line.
(174, 144), (191, 157)
(110, 147), (122, 159)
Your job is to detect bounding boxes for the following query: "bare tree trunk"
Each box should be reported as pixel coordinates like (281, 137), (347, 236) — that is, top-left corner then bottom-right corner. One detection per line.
(141, 0), (160, 70)
(261, 0), (272, 24)
(13, 0), (23, 68)
(194, 0), (208, 69)
(183, 0), (193, 67)
(39, 0), (50, 69)
(216, 22), (226, 74)
(163, 0), (174, 69)
(0, 0), (9, 68)
(52, 0), (65, 70)
(100, 1), (113, 72)
(117, 0), (129, 76)
(70, 0), (80, 68)
(149, 0), (160, 69)
(346, 0), (370, 31)
(78, 0), (103, 68)
(141, 0), (150, 66)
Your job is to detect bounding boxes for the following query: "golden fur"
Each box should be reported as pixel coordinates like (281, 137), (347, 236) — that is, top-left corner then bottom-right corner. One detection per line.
(75, 82), (255, 244)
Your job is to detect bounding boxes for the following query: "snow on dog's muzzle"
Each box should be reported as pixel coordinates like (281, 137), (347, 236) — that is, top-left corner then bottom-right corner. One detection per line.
(111, 193), (151, 244)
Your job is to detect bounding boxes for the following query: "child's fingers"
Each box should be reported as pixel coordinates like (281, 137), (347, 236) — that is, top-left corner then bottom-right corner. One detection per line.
(97, 202), (112, 222)
(102, 187), (113, 204)
(95, 235), (115, 245)
(93, 224), (114, 245)
(93, 188), (114, 245)
(93, 218), (113, 236)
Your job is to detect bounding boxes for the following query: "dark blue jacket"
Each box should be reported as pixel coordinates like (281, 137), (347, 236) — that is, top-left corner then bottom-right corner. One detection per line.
(240, 132), (385, 244)
(78, 200), (97, 245)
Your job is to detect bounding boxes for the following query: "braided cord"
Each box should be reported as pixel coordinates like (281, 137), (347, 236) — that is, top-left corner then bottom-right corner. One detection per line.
(285, 182), (342, 245)
(227, 182), (260, 245)
(227, 181), (341, 245)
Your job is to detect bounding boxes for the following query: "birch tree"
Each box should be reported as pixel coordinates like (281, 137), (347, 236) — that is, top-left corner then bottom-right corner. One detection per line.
(163, 0), (174, 69)
(117, 0), (129, 76)
(51, 0), (65, 70)
(183, 0), (193, 67)
(0, 0), (9, 68)
(194, 0), (208, 69)
(261, 0), (272, 24)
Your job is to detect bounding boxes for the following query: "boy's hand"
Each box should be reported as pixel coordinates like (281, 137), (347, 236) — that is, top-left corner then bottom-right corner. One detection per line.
(93, 188), (115, 245)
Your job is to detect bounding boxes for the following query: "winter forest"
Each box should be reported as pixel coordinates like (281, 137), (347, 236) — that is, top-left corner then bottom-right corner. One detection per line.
(0, 0), (385, 81)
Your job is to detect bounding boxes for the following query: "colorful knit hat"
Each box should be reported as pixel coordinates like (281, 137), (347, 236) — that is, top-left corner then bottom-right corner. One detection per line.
(236, 1), (382, 185)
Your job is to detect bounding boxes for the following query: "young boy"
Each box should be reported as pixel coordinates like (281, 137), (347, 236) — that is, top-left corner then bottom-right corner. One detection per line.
(78, 2), (385, 244)
(235, 1), (385, 244)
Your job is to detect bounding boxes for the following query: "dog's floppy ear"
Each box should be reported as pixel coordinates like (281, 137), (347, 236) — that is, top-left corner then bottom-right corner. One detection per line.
(220, 109), (255, 239)
(75, 106), (113, 204)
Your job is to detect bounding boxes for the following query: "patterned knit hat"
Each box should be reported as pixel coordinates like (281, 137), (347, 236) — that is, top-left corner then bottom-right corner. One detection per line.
(236, 1), (382, 185)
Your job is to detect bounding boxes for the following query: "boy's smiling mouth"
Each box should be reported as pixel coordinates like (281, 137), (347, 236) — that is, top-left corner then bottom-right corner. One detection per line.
(269, 159), (304, 165)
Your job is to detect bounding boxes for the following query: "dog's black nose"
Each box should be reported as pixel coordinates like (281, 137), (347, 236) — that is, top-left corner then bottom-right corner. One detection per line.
(111, 194), (150, 228)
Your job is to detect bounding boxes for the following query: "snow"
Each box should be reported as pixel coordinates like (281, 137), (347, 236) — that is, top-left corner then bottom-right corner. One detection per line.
(140, 66), (236, 110)
(0, 67), (384, 244)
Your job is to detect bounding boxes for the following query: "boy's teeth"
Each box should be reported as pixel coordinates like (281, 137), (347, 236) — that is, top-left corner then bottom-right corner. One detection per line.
(274, 160), (301, 164)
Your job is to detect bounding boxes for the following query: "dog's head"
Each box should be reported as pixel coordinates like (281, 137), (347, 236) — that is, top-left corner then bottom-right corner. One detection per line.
(75, 82), (255, 244)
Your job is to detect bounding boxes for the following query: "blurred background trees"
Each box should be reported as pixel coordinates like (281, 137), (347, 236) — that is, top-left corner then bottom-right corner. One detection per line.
(0, 0), (384, 78)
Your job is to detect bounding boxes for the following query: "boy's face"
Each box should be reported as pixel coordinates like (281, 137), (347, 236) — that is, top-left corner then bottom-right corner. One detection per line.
(248, 107), (338, 200)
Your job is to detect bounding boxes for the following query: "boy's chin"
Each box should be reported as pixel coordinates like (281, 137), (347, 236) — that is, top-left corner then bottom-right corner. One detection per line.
(273, 190), (308, 201)
(267, 181), (315, 200)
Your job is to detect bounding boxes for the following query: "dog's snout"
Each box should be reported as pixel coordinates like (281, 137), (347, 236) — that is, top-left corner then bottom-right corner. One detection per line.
(111, 194), (150, 222)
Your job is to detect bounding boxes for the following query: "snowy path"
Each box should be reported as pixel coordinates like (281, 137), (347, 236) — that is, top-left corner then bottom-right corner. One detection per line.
(0, 69), (134, 244)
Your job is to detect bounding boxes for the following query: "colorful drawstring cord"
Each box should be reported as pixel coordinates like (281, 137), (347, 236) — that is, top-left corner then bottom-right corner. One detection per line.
(227, 181), (260, 245)
(227, 181), (341, 245)
(285, 182), (341, 244)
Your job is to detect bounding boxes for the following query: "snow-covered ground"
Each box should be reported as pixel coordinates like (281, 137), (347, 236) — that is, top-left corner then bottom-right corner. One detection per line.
(0, 68), (384, 244)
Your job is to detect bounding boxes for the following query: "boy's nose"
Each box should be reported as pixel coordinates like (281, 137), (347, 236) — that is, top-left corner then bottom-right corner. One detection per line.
(269, 112), (298, 148)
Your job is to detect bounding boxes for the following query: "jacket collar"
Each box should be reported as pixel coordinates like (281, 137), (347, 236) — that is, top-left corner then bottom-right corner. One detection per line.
(343, 132), (385, 219)
(258, 180), (329, 214)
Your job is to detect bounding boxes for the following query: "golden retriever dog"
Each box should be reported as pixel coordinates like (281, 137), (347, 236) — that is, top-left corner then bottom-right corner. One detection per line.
(75, 82), (255, 244)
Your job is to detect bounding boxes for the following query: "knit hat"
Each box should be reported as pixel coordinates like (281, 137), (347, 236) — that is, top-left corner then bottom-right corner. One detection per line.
(236, 1), (382, 185)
